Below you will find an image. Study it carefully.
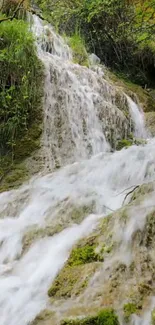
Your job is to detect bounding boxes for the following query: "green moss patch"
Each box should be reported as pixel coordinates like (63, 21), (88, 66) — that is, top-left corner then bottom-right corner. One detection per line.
(130, 182), (154, 203)
(116, 139), (133, 151)
(30, 309), (55, 325)
(142, 211), (155, 248)
(68, 244), (103, 267)
(48, 263), (98, 298)
(48, 236), (104, 298)
(151, 308), (155, 325)
(123, 303), (137, 322)
(61, 309), (119, 325)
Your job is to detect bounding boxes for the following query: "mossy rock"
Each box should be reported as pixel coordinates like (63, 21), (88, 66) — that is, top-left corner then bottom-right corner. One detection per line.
(61, 309), (119, 325)
(105, 70), (155, 113)
(145, 112), (155, 136)
(123, 303), (137, 322)
(48, 263), (99, 298)
(142, 211), (155, 247)
(116, 139), (133, 151)
(68, 243), (103, 267)
(23, 203), (96, 252)
(30, 309), (55, 325)
(130, 182), (154, 203)
(151, 308), (155, 325)
(48, 236), (104, 299)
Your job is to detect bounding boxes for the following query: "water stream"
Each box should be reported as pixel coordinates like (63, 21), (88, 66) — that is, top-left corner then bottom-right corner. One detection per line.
(0, 15), (154, 325)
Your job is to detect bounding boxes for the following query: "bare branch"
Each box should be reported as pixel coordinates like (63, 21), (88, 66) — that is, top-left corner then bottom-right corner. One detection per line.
(0, 0), (25, 23)
(123, 185), (140, 205)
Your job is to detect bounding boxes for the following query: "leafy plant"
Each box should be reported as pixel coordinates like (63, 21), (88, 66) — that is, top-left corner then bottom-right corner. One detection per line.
(0, 19), (43, 158)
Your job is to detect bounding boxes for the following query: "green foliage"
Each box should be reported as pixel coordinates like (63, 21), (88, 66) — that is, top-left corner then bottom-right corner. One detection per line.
(116, 139), (133, 151)
(98, 309), (119, 325)
(0, 19), (43, 158)
(61, 309), (119, 325)
(35, 0), (155, 86)
(123, 303), (137, 322)
(68, 33), (89, 66)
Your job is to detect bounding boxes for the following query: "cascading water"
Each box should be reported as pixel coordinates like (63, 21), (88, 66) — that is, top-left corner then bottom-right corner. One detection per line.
(31, 15), (140, 170)
(0, 14), (154, 325)
(127, 95), (148, 139)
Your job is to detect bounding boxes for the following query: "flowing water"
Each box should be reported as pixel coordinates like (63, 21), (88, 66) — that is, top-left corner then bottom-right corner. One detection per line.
(0, 15), (155, 325)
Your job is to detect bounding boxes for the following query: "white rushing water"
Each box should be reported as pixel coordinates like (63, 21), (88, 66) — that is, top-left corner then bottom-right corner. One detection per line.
(127, 95), (147, 139)
(0, 14), (154, 325)
(31, 15), (147, 170)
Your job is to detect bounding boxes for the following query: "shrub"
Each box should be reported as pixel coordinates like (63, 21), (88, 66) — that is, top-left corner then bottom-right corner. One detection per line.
(0, 19), (43, 157)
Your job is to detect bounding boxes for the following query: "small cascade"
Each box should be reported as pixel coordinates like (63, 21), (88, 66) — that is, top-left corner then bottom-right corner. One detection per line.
(31, 15), (145, 170)
(127, 95), (147, 139)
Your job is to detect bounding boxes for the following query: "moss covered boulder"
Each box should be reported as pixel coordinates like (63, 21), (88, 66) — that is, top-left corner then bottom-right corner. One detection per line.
(61, 309), (119, 325)
(48, 238), (103, 298)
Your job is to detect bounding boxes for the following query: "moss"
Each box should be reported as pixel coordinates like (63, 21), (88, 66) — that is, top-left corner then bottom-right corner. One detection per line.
(61, 309), (119, 325)
(151, 308), (155, 325)
(48, 236), (103, 299)
(130, 182), (154, 203)
(116, 139), (133, 151)
(68, 244), (103, 267)
(138, 210), (155, 248)
(30, 309), (55, 325)
(48, 263), (98, 298)
(123, 303), (137, 322)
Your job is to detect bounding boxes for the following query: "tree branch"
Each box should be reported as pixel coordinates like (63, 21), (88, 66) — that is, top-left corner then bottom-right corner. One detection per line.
(123, 185), (140, 205)
(0, 0), (25, 23)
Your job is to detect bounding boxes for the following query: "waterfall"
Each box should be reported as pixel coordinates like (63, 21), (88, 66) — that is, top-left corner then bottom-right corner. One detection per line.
(31, 15), (145, 170)
(0, 15), (154, 325)
(127, 95), (148, 139)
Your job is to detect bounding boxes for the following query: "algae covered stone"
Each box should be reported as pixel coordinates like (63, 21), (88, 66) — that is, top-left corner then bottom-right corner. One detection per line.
(48, 263), (98, 298)
(116, 139), (133, 151)
(123, 303), (137, 322)
(61, 308), (119, 325)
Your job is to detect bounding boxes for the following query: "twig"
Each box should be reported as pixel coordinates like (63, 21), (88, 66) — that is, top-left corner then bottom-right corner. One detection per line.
(0, 0), (25, 23)
(123, 185), (140, 205)
(29, 8), (45, 21)
(116, 184), (140, 196)
(103, 204), (114, 212)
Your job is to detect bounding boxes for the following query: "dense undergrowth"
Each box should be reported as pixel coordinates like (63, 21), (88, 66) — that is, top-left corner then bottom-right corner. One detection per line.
(0, 3), (44, 191)
(34, 0), (155, 87)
